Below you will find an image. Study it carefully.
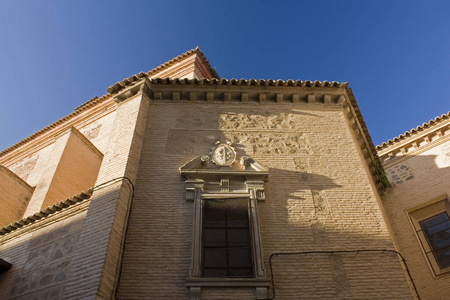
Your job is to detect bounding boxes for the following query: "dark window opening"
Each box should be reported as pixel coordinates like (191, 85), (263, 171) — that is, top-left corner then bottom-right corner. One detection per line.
(202, 198), (254, 278)
(420, 212), (450, 269)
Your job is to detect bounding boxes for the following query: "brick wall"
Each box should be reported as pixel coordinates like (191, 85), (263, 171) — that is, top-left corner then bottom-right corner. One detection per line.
(0, 201), (89, 299)
(382, 138), (450, 300)
(116, 102), (412, 299)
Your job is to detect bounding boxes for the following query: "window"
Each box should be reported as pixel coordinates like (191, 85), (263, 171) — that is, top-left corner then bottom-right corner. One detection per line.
(408, 196), (450, 275)
(202, 198), (253, 278)
(419, 212), (450, 269)
(180, 143), (270, 299)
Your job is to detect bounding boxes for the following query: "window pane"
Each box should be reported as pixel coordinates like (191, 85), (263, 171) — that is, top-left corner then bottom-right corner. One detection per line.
(203, 229), (226, 247)
(425, 229), (450, 250)
(423, 221), (450, 236)
(434, 247), (450, 269)
(204, 206), (226, 224)
(420, 213), (449, 229)
(420, 212), (450, 269)
(229, 268), (254, 277)
(227, 208), (249, 222)
(204, 249), (227, 268)
(228, 248), (253, 269)
(228, 229), (251, 247)
(227, 220), (249, 228)
(202, 198), (253, 278)
(203, 268), (228, 277)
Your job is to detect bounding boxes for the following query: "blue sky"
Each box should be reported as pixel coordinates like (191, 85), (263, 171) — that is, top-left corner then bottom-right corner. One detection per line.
(0, 1), (449, 151)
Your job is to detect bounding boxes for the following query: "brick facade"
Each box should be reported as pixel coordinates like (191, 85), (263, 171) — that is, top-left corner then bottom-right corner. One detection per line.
(115, 102), (412, 299)
(0, 48), (418, 299)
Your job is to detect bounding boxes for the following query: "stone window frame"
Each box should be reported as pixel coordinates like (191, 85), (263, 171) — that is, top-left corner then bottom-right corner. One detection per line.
(180, 154), (270, 300)
(407, 195), (450, 276)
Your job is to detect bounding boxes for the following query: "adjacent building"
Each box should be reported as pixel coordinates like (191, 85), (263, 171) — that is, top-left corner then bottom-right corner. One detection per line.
(378, 113), (450, 300)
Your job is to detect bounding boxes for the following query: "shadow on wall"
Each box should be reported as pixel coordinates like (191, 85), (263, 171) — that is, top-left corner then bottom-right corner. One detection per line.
(0, 215), (85, 299)
(384, 153), (450, 187)
(114, 104), (413, 299)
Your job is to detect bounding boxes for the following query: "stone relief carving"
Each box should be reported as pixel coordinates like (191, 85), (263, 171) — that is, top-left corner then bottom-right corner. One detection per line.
(170, 108), (315, 156)
(175, 109), (304, 131)
(312, 190), (330, 215)
(311, 218), (330, 246)
(10, 154), (39, 180)
(219, 112), (298, 130)
(293, 157), (311, 181)
(166, 130), (310, 156)
(82, 123), (102, 140)
(225, 132), (309, 155)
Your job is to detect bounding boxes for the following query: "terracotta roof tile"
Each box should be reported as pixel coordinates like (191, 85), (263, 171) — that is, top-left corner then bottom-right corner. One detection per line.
(376, 111), (450, 150)
(0, 189), (93, 235)
(148, 77), (348, 87)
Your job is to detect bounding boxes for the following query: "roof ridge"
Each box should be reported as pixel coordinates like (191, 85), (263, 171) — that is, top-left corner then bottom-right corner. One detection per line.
(0, 189), (93, 235)
(376, 111), (450, 150)
(106, 47), (218, 94)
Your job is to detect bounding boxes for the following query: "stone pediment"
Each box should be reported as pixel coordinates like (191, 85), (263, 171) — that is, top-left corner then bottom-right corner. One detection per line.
(179, 143), (268, 180)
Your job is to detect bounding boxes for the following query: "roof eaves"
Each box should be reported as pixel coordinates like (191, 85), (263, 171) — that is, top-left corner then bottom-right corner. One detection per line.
(376, 111), (450, 151)
(148, 77), (348, 87)
(346, 88), (378, 158)
(0, 189), (93, 235)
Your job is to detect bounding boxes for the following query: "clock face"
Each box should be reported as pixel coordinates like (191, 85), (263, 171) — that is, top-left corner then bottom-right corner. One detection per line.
(211, 144), (236, 166)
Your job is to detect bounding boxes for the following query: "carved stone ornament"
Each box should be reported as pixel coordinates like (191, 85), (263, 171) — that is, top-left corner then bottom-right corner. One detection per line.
(209, 141), (236, 166)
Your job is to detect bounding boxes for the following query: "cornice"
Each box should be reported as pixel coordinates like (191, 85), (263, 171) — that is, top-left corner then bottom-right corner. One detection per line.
(145, 78), (349, 104)
(343, 88), (385, 193)
(377, 112), (450, 151)
(380, 129), (450, 168)
(377, 113), (450, 166)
